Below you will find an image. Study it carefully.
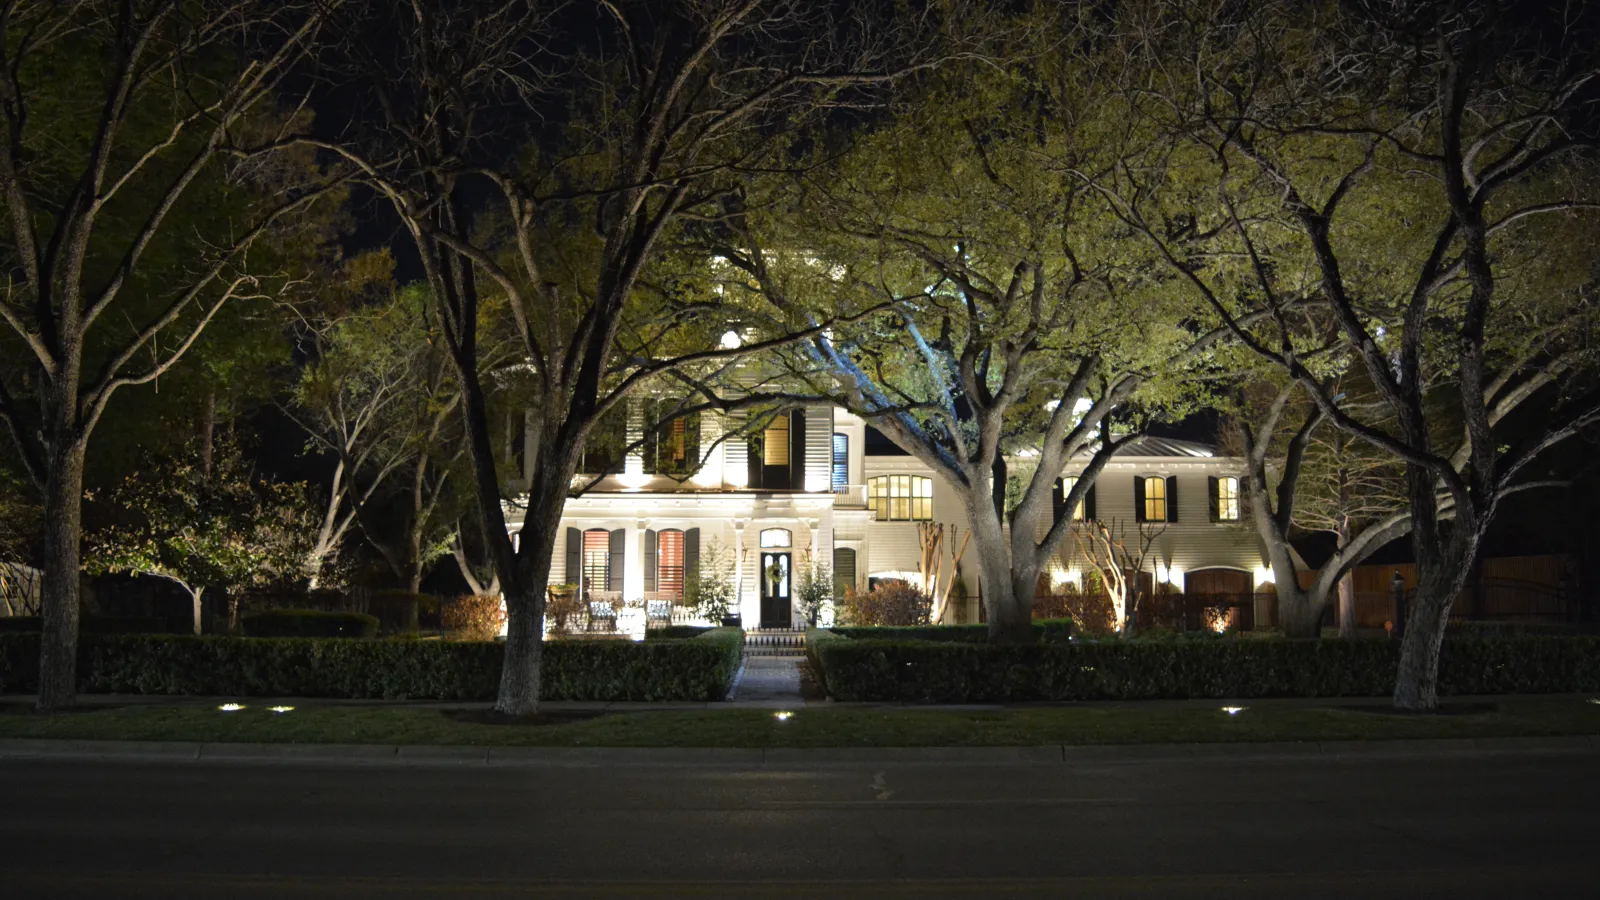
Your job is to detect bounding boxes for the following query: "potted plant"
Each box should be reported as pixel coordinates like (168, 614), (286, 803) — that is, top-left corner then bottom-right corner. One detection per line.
(686, 537), (739, 627)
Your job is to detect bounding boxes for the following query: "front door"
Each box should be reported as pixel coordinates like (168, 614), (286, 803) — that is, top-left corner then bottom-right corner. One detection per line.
(760, 551), (792, 628)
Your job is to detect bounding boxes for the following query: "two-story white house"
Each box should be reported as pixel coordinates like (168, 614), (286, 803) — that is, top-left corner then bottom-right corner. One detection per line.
(509, 404), (1273, 630)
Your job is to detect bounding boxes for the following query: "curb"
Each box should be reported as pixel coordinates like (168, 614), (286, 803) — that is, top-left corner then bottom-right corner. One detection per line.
(1, 734), (1596, 768)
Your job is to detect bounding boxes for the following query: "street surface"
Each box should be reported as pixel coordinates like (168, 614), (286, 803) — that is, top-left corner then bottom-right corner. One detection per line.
(2, 750), (1596, 898)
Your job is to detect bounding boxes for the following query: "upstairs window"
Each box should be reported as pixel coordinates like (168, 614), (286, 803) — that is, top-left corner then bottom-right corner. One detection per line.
(831, 433), (849, 492)
(1212, 476), (1241, 522)
(1060, 476), (1085, 521)
(644, 404), (700, 476)
(1141, 476), (1168, 522)
(763, 414), (790, 466)
(867, 475), (933, 521)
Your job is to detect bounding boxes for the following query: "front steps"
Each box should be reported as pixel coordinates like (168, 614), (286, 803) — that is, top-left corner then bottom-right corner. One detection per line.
(744, 627), (806, 658)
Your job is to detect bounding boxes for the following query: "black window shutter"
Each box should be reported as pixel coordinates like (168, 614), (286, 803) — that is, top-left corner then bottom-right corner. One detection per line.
(1207, 476), (1220, 523)
(644, 529), (658, 592)
(608, 529), (626, 593)
(1085, 484), (1097, 521)
(565, 528), (581, 589)
(1133, 476), (1147, 522)
(790, 408), (806, 490)
(1166, 476), (1179, 523)
(1052, 478), (1065, 520)
(642, 398), (658, 475)
(685, 413), (701, 474)
(747, 433), (762, 489)
(684, 527), (700, 589)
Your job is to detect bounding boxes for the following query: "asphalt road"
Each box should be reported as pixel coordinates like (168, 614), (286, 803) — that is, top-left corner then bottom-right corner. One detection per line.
(2, 750), (1597, 898)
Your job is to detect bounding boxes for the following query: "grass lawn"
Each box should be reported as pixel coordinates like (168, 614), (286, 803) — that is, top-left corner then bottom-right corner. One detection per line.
(2, 698), (1599, 748)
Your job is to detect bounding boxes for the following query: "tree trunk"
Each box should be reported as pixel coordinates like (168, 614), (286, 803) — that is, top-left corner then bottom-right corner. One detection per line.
(199, 388), (216, 477)
(191, 586), (204, 636)
(495, 503), (557, 716)
(1337, 570), (1356, 638)
(1392, 554), (1471, 710)
(1277, 586), (1322, 639)
(967, 500), (1028, 643)
(37, 438), (87, 711)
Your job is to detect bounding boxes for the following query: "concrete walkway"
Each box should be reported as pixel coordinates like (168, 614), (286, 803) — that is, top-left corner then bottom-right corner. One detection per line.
(726, 656), (805, 706)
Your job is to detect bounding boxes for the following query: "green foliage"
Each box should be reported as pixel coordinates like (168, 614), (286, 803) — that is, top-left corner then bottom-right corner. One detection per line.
(0, 616), (178, 635)
(239, 610), (381, 639)
(809, 635), (1600, 703)
(84, 439), (321, 599)
(0, 628), (745, 702)
(686, 538), (737, 622)
(647, 625), (715, 640)
(827, 620), (1076, 644)
(793, 555), (833, 627)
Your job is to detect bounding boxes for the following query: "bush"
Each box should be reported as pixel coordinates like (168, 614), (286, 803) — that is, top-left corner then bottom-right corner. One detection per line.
(545, 586), (582, 636)
(827, 620), (1074, 644)
(809, 633), (1600, 702)
(840, 579), (931, 626)
(361, 590), (424, 635)
(442, 594), (505, 641)
(240, 610), (380, 639)
(0, 627), (746, 701)
(647, 625), (713, 640)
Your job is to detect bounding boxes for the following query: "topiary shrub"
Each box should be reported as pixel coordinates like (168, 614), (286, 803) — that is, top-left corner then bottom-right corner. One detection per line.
(240, 609), (380, 639)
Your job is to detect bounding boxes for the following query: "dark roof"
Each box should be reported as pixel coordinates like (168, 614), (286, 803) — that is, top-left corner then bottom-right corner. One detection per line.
(1106, 436), (1217, 458)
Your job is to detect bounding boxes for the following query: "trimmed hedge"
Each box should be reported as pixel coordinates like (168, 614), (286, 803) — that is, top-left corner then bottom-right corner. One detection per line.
(827, 619), (1074, 644)
(240, 610), (381, 639)
(646, 625), (714, 640)
(0, 627), (744, 702)
(0, 616), (179, 635)
(808, 632), (1600, 702)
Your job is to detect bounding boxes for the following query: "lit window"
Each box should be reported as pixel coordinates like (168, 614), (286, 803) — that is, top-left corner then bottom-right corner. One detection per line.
(1216, 476), (1241, 522)
(760, 528), (792, 548)
(1061, 476), (1085, 521)
(582, 529), (610, 595)
(763, 415), (789, 466)
(1143, 476), (1167, 522)
(866, 475), (933, 521)
(658, 529), (685, 599)
(831, 434), (849, 492)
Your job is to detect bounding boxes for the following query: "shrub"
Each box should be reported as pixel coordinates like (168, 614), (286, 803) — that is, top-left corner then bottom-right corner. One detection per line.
(1034, 592), (1116, 634)
(240, 610), (380, 639)
(827, 620), (1074, 644)
(0, 627), (746, 701)
(647, 625), (713, 640)
(809, 634), (1600, 702)
(840, 579), (931, 626)
(442, 594), (505, 641)
(361, 590), (424, 635)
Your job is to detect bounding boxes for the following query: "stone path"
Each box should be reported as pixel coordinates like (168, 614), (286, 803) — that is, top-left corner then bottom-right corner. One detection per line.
(727, 656), (805, 706)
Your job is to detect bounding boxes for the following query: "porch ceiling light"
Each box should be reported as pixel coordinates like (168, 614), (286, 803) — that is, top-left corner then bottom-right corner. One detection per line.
(218, 703), (245, 712)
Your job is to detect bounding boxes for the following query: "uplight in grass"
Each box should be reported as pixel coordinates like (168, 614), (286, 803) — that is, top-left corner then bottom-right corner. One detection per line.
(1589, 699), (1600, 706)
(269, 706), (295, 714)
(218, 703), (245, 712)
(1221, 706), (1247, 716)
(774, 711), (794, 721)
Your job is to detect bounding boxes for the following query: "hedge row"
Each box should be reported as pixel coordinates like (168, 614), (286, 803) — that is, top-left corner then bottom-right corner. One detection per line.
(807, 630), (1600, 702)
(0, 628), (744, 702)
(827, 620), (1075, 644)
(0, 616), (181, 635)
(240, 610), (381, 639)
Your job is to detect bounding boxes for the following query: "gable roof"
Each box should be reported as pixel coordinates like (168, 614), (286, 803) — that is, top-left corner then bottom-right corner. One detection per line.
(1108, 436), (1217, 458)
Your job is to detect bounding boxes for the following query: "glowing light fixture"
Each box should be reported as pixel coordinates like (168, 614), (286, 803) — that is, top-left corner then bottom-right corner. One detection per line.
(774, 711), (794, 721)
(1253, 565), (1275, 586)
(218, 703), (245, 712)
(269, 706), (295, 714)
(719, 330), (742, 349)
(1221, 706), (1247, 716)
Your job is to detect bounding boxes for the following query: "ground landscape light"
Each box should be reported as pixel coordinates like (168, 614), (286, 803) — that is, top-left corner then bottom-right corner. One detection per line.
(218, 703), (245, 712)
(1221, 706), (1246, 715)
(774, 711), (794, 721)
(269, 706), (294, 714)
